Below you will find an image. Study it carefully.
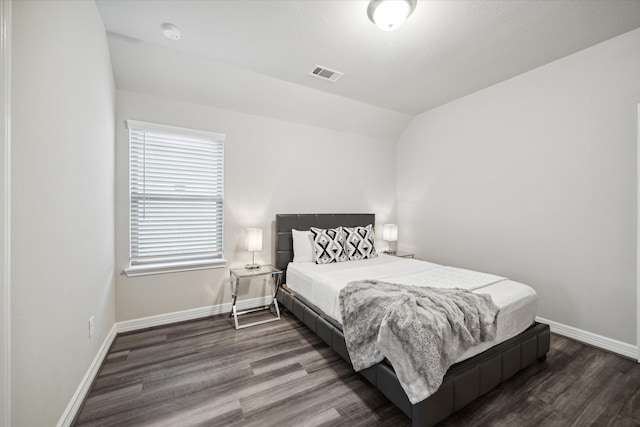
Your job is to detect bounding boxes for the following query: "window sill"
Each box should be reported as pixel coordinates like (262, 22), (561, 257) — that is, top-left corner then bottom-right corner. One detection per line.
(123, 259), (227, 277)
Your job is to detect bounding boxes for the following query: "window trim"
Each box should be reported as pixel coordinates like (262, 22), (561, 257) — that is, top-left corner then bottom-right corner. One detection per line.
(123, 120), (226, 277)
(123, 258), (226, 277)
(125, 120), (226, 142)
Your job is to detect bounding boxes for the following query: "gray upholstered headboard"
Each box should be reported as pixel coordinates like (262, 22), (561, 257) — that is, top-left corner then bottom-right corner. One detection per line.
(275, 213), (375, 281)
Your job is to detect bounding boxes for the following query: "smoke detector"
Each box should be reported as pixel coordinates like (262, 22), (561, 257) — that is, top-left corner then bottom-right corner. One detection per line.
(161, 23), (181, 41)
(309, 65), (344, 82)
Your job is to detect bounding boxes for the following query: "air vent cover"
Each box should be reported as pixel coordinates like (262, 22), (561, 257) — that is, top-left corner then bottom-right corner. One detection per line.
(309, 65), (344, 82)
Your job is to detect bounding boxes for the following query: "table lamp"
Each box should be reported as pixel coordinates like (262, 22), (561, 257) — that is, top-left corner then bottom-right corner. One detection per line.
(382, 224), (398, 255)
(245, 227), (262, 270)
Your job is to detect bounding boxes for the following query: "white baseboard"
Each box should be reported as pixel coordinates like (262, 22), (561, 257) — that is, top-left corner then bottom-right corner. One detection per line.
(536, 316), (638, 361)
(57, 323), (118, 427)
(116, 296), (272, 333)
(57, 296), (274, 426)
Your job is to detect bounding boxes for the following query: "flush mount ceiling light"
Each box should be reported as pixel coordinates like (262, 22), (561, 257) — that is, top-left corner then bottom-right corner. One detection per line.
(161, 23), (181, 41)
(367, 0), (417, 31)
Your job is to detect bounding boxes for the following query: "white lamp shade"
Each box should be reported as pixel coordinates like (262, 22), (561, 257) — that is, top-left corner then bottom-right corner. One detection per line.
(382, 224), (398, 242)
(245, 228), (263, 252)
(368, 0), (416, 32)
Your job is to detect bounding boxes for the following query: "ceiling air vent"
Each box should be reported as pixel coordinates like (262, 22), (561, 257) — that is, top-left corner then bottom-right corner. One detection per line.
(309, 65), (344, 82)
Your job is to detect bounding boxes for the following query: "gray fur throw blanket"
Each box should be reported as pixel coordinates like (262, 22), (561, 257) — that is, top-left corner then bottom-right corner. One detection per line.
(339, 280), (500, 404)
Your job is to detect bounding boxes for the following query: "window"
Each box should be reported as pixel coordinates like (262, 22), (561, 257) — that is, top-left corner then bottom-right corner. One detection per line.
(125, 120), (225, 276)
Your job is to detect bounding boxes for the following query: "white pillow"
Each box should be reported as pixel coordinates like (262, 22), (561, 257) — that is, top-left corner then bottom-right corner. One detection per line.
(292, 229), (314, 263)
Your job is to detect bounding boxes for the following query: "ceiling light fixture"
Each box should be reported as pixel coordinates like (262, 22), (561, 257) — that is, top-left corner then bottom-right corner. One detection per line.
(161, 23), (181, 41)
(367, 0), (417, 32)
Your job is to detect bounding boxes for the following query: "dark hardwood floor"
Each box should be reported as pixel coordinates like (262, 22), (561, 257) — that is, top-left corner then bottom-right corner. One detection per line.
(74, 309), (640, 427)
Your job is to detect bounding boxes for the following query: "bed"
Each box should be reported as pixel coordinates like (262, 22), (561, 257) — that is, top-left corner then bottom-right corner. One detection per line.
(275, 213), (550, 427)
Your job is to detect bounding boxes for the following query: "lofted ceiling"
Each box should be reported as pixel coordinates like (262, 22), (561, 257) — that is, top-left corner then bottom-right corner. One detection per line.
(96, 0), (640, 117)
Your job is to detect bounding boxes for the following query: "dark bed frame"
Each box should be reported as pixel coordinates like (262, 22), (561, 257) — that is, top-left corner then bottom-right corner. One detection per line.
(274, 214), (550, 427)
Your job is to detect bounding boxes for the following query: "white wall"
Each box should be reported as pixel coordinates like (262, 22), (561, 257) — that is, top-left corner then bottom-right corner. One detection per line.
(397, 28), (640, 345)
(115, 90), (397, 321)
(0, 1), (11, 425)
(11, 1), (115, 425)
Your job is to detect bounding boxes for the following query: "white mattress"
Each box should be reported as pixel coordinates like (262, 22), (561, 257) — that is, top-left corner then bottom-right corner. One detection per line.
(286, 254), (537, 363)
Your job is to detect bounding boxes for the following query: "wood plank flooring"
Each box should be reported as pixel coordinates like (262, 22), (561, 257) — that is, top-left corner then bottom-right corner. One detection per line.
(74, 310), (640, 426)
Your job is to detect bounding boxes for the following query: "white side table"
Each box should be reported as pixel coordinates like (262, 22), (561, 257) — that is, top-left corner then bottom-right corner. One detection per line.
(229, 265), (283, 329)
(383, 251), (415, 259)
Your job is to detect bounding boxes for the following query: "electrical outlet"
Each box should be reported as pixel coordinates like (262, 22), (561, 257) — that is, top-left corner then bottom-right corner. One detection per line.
(89, 316), (95, 339)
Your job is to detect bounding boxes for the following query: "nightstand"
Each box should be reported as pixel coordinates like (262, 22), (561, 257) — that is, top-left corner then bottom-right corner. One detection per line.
(229, 265), (283, 329)
(383, 251), (415, 259)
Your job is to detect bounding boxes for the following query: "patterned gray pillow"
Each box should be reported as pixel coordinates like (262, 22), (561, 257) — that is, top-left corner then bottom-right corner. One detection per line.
(310, 226), (347, 264)
(344, 224), (378, 261)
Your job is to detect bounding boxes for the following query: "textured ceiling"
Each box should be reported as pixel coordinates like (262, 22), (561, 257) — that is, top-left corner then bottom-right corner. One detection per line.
(96, 0), (640, 115)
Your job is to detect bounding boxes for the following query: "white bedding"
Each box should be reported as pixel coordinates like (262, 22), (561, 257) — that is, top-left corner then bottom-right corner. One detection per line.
(286, 254), (537, 363)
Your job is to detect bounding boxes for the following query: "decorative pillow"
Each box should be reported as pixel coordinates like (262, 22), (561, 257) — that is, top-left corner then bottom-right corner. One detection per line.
(310, 226), (347, 264)
(292, 229), (314, 263)
(344, 224), (378, 261)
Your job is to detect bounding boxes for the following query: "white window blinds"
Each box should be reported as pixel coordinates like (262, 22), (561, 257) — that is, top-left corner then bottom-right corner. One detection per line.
(125, 120), (225, 276)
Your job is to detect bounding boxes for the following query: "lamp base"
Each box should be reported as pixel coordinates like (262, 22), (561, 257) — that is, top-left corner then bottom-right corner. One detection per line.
(385, 239), (398, 254)
(245, 263), (260, 270)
